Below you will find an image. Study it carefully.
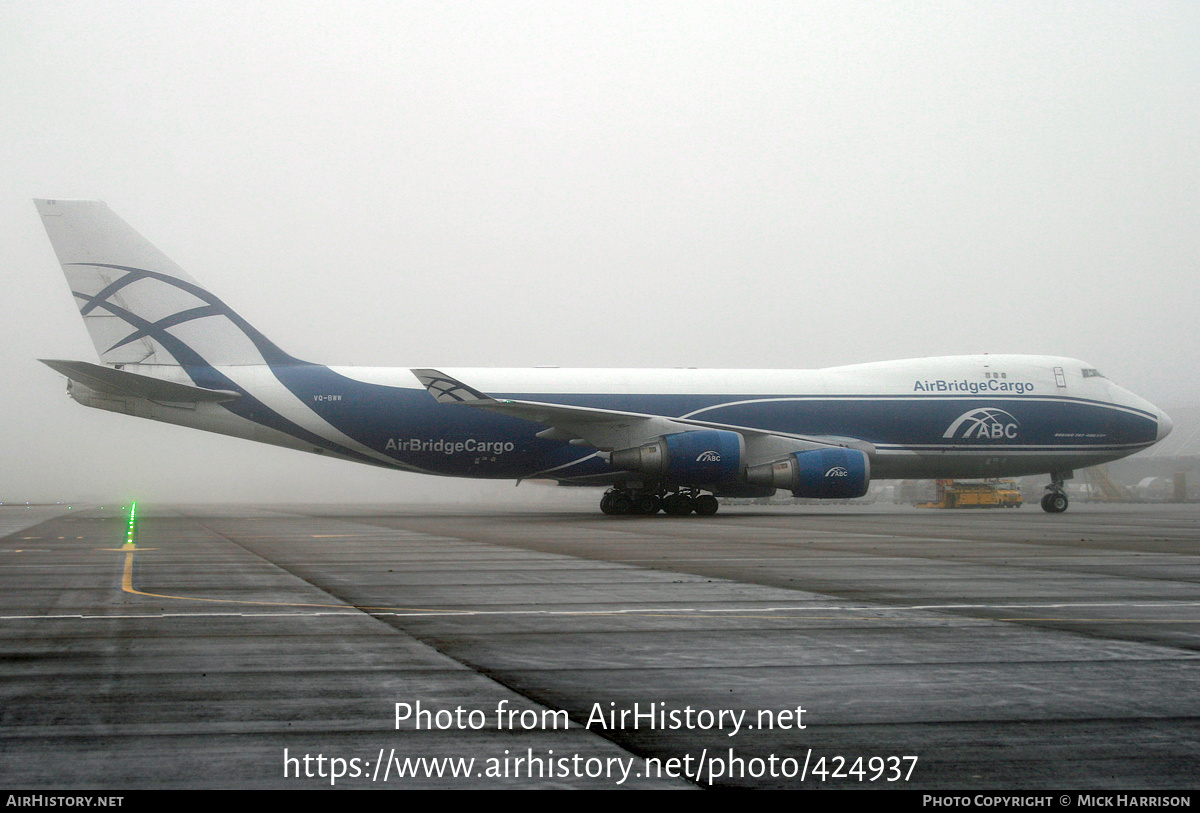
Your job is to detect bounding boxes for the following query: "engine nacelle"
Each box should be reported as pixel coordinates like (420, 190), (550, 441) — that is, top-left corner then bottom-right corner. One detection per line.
(609, 429), (744, 486)
(745, 447), (870, 499)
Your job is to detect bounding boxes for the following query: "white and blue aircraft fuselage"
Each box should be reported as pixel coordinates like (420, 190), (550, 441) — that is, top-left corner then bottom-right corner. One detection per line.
(35, 200), (1172, 515)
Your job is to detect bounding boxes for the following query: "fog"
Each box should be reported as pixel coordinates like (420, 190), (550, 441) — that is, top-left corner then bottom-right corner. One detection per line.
(3, 2), (1197, 503)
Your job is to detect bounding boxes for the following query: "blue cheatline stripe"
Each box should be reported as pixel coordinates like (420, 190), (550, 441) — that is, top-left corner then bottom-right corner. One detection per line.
(875, 445), (1154, 454)
(681, 394), (1159, 422)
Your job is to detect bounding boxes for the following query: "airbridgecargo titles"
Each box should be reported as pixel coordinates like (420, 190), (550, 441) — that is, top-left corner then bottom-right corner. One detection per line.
(913, 379), (1035, 395)
(384, 437), (516, 455)
(34, 199), (1173, 515)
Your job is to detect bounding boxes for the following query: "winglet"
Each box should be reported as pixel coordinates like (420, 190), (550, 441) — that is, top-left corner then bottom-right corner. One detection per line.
(411, 369), (494, 404)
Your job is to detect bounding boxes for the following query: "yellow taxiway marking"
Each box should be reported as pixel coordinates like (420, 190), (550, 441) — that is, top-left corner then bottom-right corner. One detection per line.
(113, 525), (1200, 622)
(121, 542), (370, 610)
(113, 542), (940, 616)
(115, 544), (1200, 621)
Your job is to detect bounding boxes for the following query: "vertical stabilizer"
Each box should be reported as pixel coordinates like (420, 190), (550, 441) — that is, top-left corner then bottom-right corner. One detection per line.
(35, 199), (299, 367)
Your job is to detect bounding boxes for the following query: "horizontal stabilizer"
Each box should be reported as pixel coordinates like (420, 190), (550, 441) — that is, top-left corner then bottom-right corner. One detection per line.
(40, 359), (241, 404)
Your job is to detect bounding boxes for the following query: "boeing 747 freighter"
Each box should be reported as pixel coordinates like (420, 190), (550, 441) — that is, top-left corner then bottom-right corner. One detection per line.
(35, 200), (1172, 515)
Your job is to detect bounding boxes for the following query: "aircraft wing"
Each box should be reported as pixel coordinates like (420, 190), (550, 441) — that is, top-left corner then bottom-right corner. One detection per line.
(411, 368), (873, 457)
(41, 359), (241, 404)
(412, 368), (686, 450)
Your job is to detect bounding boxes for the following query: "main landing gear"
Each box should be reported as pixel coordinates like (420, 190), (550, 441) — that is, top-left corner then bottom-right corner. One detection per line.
(1041, 472), (1070, 514)
(599, 487), (719, 517)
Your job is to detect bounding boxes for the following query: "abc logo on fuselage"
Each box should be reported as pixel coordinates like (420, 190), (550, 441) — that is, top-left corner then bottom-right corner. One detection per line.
(942, 408), (1019, 440)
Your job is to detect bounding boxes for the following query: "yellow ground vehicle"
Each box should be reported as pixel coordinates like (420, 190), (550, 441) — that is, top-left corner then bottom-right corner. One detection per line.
(924, 479), (1023, 509)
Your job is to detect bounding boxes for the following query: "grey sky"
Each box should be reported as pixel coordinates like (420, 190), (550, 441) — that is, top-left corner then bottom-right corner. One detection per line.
(3, 2), (1197, 503)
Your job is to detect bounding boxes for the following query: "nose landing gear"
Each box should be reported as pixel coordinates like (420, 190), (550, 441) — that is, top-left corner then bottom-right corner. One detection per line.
(1041, 471), (1071, 513)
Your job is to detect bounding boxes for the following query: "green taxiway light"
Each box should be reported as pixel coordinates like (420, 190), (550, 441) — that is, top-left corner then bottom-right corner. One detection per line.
(126, 501), (137, 544)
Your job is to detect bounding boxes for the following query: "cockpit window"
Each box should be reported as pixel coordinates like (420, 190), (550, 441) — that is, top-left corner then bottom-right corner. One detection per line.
(1082, 368), (1105, 379)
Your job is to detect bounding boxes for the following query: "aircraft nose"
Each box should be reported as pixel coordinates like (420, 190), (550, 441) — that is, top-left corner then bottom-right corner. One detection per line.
(1157, 410), (1174, 442)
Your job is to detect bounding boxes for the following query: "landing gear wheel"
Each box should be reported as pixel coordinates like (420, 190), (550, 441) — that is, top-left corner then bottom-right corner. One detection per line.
(693, 494), (719, 516)
(602, 491), (632, 515)
(1041, 492), (1068, 513)
(632, 494), (661, 515)
(662, 493), (694, 516)
(1041, 471), (1071, 514)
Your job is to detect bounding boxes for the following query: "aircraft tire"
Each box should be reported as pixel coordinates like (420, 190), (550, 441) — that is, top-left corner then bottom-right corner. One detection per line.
(693, 494), (719, 516)
(662, 494), (693, 516)
(1041, 492), (1069, 513)
(604, 492), (633, 515)
(633, 494), (660, 515)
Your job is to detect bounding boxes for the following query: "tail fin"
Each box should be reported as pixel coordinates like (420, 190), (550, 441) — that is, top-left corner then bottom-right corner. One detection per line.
(35, 199), (300, 367)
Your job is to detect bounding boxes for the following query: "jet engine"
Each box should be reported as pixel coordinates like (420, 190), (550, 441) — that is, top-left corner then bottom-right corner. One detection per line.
(609, 429), (744, 486)
(746, 447), (870, 499)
